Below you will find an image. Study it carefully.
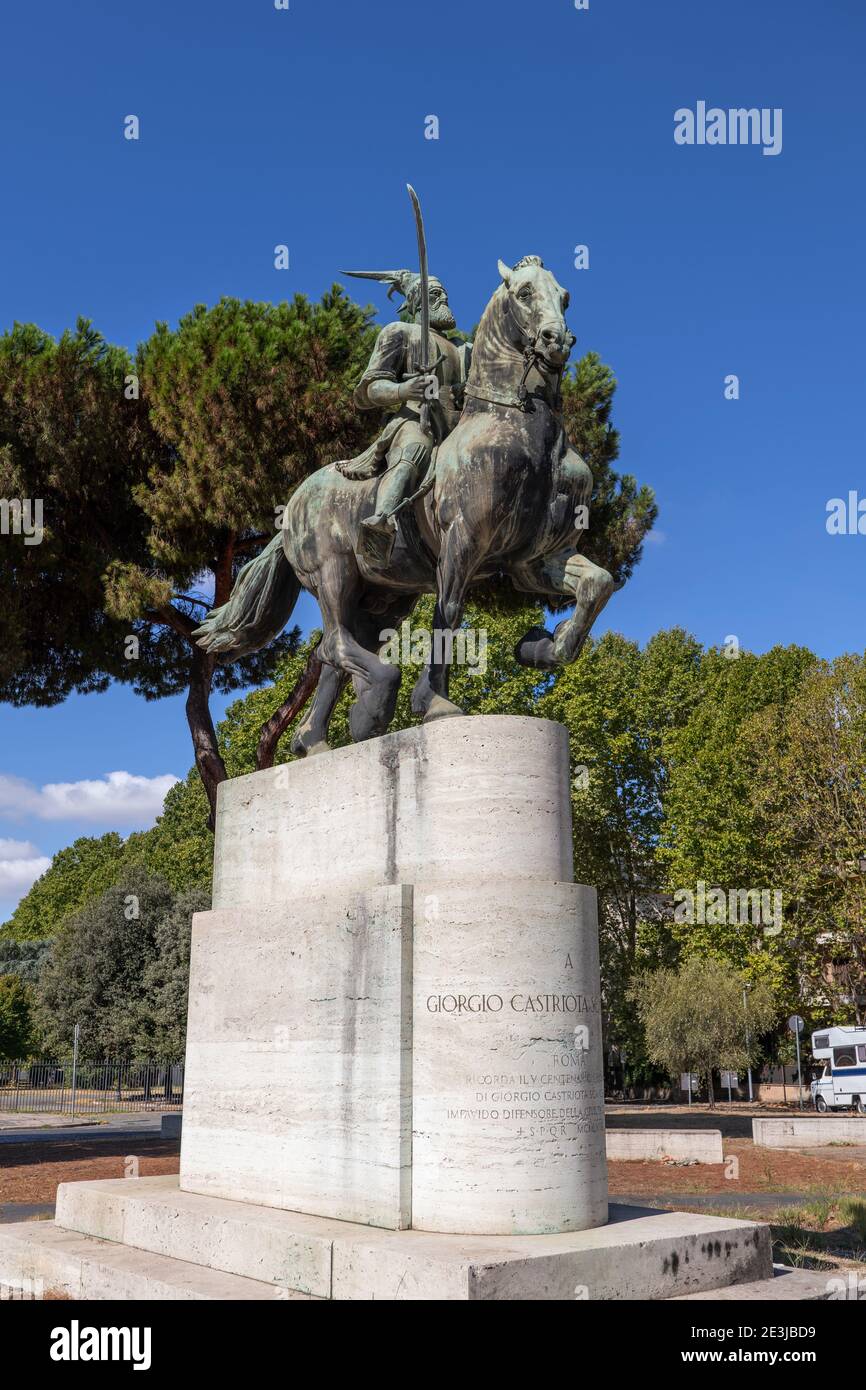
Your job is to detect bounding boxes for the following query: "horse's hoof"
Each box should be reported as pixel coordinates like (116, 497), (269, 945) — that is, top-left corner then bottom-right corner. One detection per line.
(302, 740), (330, 757)
(422, 694), (465, 722)
(290, 734), (330, 758)
(514, 626), (558, 671)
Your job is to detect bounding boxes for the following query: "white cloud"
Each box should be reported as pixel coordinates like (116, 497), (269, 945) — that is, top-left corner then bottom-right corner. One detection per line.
(0, 838), (42, 860)
(0, 771), (180, 825)
(644, 528), (667, 546)
(0, 839), (51, 897)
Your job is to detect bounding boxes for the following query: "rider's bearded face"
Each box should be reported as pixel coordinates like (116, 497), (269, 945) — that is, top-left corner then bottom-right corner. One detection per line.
(425, 284), (457, 332)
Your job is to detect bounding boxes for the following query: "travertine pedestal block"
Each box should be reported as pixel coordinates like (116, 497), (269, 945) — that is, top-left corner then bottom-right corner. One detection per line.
(180, 716), (608, 1235)
(0, 717), (790, 1300)
(411, 878), (606, 1233)
(210, 714), (574, 904)
(180, 888), (413, 1228)
(35, 1177), (776, 1302)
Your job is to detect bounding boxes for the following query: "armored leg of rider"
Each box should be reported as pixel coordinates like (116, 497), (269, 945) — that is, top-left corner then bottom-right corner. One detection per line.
(359, 430), (431, 569)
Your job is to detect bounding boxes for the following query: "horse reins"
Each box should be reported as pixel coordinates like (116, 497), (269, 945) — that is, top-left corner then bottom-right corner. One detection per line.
(464, 294), (566, 412)
(465, 346), (564, 413)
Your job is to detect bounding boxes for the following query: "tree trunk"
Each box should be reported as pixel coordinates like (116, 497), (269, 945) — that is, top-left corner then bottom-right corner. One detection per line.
(186, 646), (227, 830)
(256, 647), (323, 770)
(154, 541), (237, 833)
(707, 1070), (715, 1109)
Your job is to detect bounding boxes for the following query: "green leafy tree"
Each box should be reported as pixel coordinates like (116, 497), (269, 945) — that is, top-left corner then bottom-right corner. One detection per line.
(134, 887), (210, 1056)
(561, 351), (658, 588)
(122, 774), (214, 895)
(661, 646), (816, 896)
(0, 975), (38, 1059)
(1, 785), (213, 944)
(0, 834), (130, 942)
(540, 628), (703, 1080)
(659, 644), (817, 1015)
(0, 939), (52, 982)
(14, 858), (208, 1058)
(628, 957), (776, 1106)
(746, 654), (866, 1022)
(0, 292), (378, 822)
(0, 320), (176, 706)
(109, 290), (378, 819)
(34, 870), (176, 1057)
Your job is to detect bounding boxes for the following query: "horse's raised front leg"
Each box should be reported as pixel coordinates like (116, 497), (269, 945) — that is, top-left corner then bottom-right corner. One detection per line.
(512, 549), (614, 670)
(411, 521), (473, 722)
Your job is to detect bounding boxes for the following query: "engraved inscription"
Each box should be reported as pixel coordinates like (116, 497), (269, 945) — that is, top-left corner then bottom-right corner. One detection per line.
(425, 987), (605, 1141)
(426, 992), (599, 1014)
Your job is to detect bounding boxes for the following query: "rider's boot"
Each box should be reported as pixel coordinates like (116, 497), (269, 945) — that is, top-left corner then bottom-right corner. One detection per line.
(358, 511), (397, 569)
(357, 458), (415, 569)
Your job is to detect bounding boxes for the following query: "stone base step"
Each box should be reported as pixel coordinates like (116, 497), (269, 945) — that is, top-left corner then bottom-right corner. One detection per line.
(47, 1175), (775, 1300)
(0, 1219), (316, 1301)
(674, 1263), (835, 1301)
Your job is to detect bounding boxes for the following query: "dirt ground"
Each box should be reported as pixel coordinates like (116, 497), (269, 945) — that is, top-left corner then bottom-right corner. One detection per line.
(608, 1137), (866, 1200)
(0, 1137), (180, 1206)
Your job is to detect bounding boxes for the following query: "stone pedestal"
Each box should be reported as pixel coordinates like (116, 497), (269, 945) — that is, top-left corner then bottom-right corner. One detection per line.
(180, 716), (608, 1235)
(0, 715), (799, 1301)
(7, 1176), (774, 1302)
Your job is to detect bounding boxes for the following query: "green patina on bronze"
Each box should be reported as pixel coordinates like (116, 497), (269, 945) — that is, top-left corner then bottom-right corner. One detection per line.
(194, 188), (614, 753)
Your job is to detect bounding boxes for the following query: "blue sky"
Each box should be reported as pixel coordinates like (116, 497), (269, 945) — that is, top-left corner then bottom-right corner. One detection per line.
(0, 0), (863, 916)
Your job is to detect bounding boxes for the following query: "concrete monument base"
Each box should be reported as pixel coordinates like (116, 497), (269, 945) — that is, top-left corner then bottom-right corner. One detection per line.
(181, 717), (609, 1236)
(0, 718), (817, 1300)
(0, 1175), (780, 1301)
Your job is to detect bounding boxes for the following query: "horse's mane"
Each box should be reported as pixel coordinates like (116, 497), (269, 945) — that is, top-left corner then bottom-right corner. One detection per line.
(468, 257), (547, 385)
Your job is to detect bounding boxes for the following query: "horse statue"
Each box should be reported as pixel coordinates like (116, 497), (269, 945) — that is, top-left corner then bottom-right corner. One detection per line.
(193, 255), (615, 755)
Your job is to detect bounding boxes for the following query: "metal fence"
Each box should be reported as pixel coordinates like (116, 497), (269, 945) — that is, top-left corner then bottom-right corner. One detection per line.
(0, 1058), (184, 1116)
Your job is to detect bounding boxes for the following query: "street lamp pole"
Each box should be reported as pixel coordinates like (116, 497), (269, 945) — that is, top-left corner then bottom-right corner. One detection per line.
(743, 987), (753, 1103)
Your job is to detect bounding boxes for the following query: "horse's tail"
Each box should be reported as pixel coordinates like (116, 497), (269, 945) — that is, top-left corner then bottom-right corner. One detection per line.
(193, 533), (300, 661)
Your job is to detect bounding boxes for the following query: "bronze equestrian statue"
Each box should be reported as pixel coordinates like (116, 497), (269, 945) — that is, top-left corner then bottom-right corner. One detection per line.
(194, 189), (614, 755)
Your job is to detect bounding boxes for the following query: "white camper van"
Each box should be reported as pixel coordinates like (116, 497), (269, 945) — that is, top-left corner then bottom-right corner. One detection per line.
(810, 1026), (866, 1113)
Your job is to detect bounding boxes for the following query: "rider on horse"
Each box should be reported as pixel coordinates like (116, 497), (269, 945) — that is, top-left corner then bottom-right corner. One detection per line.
(336, 269), (471, 567)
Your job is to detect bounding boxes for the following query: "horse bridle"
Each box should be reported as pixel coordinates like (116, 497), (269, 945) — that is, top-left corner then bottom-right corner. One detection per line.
(464, 289), (568, 412)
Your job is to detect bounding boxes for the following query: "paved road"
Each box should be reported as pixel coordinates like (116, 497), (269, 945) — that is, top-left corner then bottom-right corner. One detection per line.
(0, 1112), (119, 1132)
(604, 1106), (829, 1140)
(0, 1202), (55, 1224)
(0, 1128), (165, 1147)
(0, 1112), (165, 1143)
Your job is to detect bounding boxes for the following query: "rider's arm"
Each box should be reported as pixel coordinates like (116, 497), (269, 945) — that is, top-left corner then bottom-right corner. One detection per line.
(367, 377), (429, 407)
(355, 322), (434, 409)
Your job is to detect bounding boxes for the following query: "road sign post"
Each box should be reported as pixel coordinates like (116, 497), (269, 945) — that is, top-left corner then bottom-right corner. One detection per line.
(788, 1015), (805, 1111)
